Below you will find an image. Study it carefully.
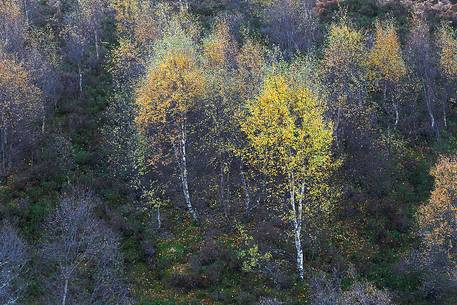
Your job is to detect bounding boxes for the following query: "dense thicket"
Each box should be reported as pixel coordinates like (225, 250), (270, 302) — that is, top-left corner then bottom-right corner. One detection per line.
(0, 0), (456, 304)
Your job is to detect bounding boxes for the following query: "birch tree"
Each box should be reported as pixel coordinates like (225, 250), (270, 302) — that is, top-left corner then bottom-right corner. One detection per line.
(78, 0), (110, 60)
(368, 20), (407, 127)
(62, 12), (89, 94)
(0, 56), (42, 177)
(0, 0), (27, 55)
(135, 50), (205, 222)
(415, 156), (457, 299)
(0, 223), (28, 305)
(263, 0), (319, 57)
(202, 18), (238, 218)
(437, 23), (457, 128)
(234, 39), (267, 215)
(320, 18), (369, 145)
(41, 189), (131, 305)
(310, 270), (393, 305)
(406, 15), (440, 138)
(240, 74), (336, 279)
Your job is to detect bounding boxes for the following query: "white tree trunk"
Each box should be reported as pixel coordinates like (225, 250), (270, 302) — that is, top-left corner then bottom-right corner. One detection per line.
(289, 175), (304, 280)
(394, 102), (399, 127)
(294, 220), (304, 280)
(78, 63), (83, 93)
(424, 84), (438, 138)
(23, 0), (29, 26)
(1, 122), (8, 176)
(334, 106), (342, 147)
(178, 123), (197, 222)
(443, 95), (447, 128)
(1, 130), (5, 175)
(240, 162), (251, 215)
(157, 206), (161, 229)
(62, 278), (68, 305)
(1, 115), (5, 175)
(94, 30), (100, 60)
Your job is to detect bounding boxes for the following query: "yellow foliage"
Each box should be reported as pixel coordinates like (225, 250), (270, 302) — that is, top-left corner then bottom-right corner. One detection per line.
(0, 58), (41, 113)
(110, 0), (141, 31)
(368, 20), (406, 84)
(236, 39), (265, 101)
(321, 19), (367, 78)
(438, 23), (457, 79)
(203, 19), (235, 68)
(417, 156), (457, 256)
(0, 0), (22, 20)
(241, 74), (335, 183)
(320, 18), (368, 110)
(135, 51), (205, 134)
(108, 38), (139, 74)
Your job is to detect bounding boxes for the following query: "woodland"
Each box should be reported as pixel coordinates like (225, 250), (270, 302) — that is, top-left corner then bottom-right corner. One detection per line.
(0, 0), (457, 304)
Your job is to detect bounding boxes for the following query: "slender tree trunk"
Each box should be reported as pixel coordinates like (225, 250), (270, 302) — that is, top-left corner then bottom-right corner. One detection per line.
(294, 219), (304, 280)
(41, 103), (46, 134)
(157, 206), (161, 229)
(289, 175), (304, 280)
(177, 122), (197, 222)
(1, 125), (5, 176)
(334, 106), (342, 147)
(62, 278), (68, 305)
(219, 154), (230, 218)
(443, 84), (450, 128)
(240, 162), (251, 216)
(23, 0), (29, 26)
(1, 122), (8, 176)
(443, 100), (447, 129)
(394, 102), (399, 127)
(94, 30), (100, 60)
(423, 83), (438, 138)
(78, 63), (83, 93)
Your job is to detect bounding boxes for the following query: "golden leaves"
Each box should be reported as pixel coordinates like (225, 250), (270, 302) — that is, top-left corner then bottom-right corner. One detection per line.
(0, 0), (22, 21)
(0, 57), (42, 133)
(322, 20), (367, 74)
(438, 23), (457, 79)
(417, 156), (457, 254)
(368, 20), (406, 84)
(203, 19), (235, 68)
(0, 58), (41, 107)
(235, 39), (266, 101)
(135, 51), (205, 133)
(240, 73), (334, 181)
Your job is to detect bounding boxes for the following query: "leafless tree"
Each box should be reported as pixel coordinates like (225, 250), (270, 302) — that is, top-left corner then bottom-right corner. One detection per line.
(62, 11), (90, 94)
(0, 0), (27, 56)
(0, 223), (28, 305)
(406, 15), (440, 139)
(310, 270), (394, 305)
(263, 0), (320, 57)
(41, 188), (131, 305)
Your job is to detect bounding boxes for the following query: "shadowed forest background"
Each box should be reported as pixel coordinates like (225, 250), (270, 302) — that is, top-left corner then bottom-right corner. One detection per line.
(0, 0), (457, 304)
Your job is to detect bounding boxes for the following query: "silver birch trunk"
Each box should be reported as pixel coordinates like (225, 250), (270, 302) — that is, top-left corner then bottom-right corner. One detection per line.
(443, 90), (448, 128)
(423, 83), (438, 138)
(157, 206), (161, 229)
(178, 122), (197, 222)
(1, 114), (5, 175)
(294, 220), (304, 280)
(394, 102), (399, 127)
(23, 0), (29, 27)
(334, 106), (342, 147)
(289, 174), (304, 280)
(62, 278), (68, 305)
(1, 123), (7, 176)
(78, 64), (83, 94)
(240, 162), (251, 216)
(94, 30), (100, 60)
